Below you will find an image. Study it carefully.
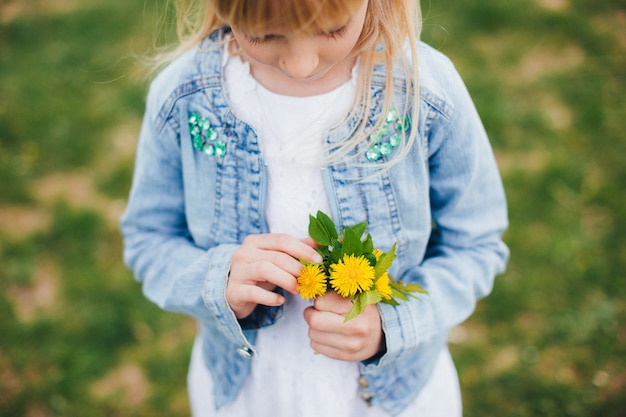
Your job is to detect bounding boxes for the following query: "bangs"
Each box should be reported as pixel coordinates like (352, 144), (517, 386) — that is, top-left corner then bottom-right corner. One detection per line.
(214, 0), (364, 37)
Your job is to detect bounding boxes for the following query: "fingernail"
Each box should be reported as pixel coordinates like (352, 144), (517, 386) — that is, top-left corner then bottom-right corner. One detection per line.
(313, 254), (323, 263)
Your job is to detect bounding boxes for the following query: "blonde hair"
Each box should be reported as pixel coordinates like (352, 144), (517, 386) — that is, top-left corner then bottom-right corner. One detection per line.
(154, 0), (422, 168)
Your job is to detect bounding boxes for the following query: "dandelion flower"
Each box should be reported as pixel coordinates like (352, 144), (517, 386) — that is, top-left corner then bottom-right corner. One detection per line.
(330, 254), (375, 298)
(375, 272), (393, 300)
(298, 264), (327, 299)
(372, 249), (383, 260)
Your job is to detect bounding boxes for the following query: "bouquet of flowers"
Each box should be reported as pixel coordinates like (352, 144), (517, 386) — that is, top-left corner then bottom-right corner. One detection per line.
(297, 211), (426, 321)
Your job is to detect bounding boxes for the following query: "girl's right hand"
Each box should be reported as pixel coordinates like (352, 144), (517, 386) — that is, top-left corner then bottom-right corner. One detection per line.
(226, 234), (322, 319)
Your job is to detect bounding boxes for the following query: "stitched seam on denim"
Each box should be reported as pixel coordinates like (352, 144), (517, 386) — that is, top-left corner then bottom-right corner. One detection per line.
(356, 165), (370, 226)
(420, 85), (453, 121)
(382, 170), (405, 261)
(156, 76), (222, 131)
(210, 155), (225, 246)
(234, 136), (243, 242)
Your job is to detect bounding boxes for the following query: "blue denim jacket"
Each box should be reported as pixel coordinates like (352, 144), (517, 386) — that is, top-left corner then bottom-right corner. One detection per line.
(121, 28), (509, 416)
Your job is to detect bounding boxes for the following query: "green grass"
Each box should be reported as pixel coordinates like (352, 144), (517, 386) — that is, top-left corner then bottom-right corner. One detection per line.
(1, 0), (625, 416)
(422, 1), (626, 415)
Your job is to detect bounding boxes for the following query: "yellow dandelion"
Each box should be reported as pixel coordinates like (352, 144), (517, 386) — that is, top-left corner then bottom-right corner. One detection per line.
(330, 254), (375, 298)
(372, 249), (383, 260)
(375, 272), (393, 300)
(298, 264), (327, 299)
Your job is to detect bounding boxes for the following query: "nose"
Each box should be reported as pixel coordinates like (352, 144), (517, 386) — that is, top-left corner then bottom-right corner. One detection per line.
(279, 41), (319, 79)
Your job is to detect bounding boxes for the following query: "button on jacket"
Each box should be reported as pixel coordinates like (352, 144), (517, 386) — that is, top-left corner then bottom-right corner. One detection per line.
(120, 29), (509, 416)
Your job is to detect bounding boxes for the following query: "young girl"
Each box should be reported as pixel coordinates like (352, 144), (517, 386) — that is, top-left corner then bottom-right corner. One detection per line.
(121, 0), (509, 415)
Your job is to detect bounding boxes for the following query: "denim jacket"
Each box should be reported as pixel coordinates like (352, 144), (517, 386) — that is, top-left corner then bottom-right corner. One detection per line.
(121, 28), (509, 416)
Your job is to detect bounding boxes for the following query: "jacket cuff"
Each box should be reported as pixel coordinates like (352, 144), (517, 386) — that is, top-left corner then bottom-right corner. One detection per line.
(202, 244), (256, 353)
(201, 244), (285, 355)
(368, 297), (437, 368)
(237, 289), (285, 330)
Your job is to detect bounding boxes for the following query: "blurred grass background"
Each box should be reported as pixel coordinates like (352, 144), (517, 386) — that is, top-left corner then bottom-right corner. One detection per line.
(0, 0), (624, 416)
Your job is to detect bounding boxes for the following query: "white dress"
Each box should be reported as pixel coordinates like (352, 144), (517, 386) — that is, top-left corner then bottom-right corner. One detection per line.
(187, 48), (463, 417)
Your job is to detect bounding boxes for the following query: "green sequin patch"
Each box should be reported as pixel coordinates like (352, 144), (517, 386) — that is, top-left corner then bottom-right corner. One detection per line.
(365, 108), (410, 162)
(188, 112), (226, 157)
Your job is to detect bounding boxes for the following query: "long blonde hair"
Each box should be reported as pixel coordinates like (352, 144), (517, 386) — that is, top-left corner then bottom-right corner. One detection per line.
(155, 0), (422, 168)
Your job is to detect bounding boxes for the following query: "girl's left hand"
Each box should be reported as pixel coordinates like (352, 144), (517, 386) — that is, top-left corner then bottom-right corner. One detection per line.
(303, 291), (386, 362)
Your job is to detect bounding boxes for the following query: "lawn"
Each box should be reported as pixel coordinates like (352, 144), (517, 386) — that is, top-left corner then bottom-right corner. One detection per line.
(1, 0), (624, 416)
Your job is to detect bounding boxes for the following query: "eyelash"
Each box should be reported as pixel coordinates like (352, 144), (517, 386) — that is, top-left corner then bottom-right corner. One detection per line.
(245, 34), (276, 45)
(324, 26), (348, 40)
(244, 26), (348, 45)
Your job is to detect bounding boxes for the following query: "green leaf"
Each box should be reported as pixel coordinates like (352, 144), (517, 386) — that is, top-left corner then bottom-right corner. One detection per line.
(344, 297), (365, 322)
(344, 290), (382, 322)
(317, 211), (338, 240)
(388, 280), (427, 303)
(405, 283), (428, 294)
(315, 246), (330, 259)
(308, 214), (332, 246)
(363, 289), (383, 305)
(363, 252), (377, 266)
(374, 242), (396, 278)
(362, 233), (374, 254)
(381, 298), (400, 306)
(297, 258), (311, 266)
(341, 226), (363, 257)
(351, 221), (368, 240)
(330, 239), (343, 264)
(391, 288), (409, 301)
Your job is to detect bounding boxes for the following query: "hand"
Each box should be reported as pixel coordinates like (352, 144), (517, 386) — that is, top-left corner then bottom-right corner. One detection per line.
(303, 291), (386, 362)
(227, 234), (321, 319)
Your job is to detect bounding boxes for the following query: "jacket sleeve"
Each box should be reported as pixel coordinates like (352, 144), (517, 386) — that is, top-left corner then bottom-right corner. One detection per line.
(119, 82), (255, 351)
(376, 56), (509, 365)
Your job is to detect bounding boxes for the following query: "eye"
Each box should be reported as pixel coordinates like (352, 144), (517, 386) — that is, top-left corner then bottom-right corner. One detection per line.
(323, 25), (348, 40)
(244, 33), (280, 45)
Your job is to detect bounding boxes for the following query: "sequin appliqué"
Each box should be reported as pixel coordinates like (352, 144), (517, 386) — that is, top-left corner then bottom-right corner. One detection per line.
(188, 112), (226, 157)
(365, 108), (410, 161)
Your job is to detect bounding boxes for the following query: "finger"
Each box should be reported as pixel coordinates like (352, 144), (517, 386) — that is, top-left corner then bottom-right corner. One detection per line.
(235, 260), (300, 294)
(261, 250), (309, 280)
(310, 342), (350, 361)
(310, 338), (383, 362)
(300, 237), (319, 249)
(232, 246), (302, 280)
(309, 338), (372, 362)
(247, 234), (323, 263)
(303, 306), (349, 335)
(305, 304), (382, 339)
(229, 283), (285, 310)
(308, 319), (384, 362)
(313, 291), (353, 315)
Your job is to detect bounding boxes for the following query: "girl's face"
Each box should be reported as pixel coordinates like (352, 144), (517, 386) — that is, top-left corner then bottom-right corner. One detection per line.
(230, 0), (368, 95)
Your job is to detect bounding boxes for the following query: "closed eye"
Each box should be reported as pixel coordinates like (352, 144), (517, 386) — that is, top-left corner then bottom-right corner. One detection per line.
(242, 22), (348, 45)
(323, 25), (348, 40)
(244, 33), (281, 45)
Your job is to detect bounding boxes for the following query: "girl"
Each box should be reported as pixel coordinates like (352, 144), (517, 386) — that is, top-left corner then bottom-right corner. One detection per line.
(120, 0), (509, 415)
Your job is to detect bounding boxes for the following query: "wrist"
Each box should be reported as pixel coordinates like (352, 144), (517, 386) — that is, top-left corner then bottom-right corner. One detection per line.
(364, 332), (387, 363)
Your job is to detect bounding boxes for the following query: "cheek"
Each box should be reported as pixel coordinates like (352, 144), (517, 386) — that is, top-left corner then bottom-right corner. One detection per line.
(239, 45), (272, 64)
(324, 39), (358, 63)
(231, 33), (275, 65)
